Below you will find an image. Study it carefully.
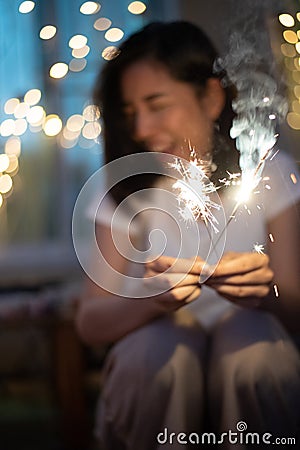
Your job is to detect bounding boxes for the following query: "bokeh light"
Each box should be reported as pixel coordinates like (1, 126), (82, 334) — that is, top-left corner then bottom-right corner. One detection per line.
(94, 17), (111, 31)
(283, 30), (298, 44)
(72, 45), (90, 58)
(104, 28), (124, 42)
(0, 154), (10, 172)
(281, 43), (296, 57)
(4, 98), (20, 115)
(128, 1), (146, 15)
(5, 137), (21, 157)
(66, 114), (85, 132)
(69, 34), (88, 49)
(83, 104), (100, 121)
(24, 88), (42, 105)
(6, 155), (19, 174)
(287, 111), (300, 129)
(0, 119), (15, 137)
(101, 46), (119, 60)
(80, 1), (100, 14)
(278, 13), (295, 27)
(14, 118), (28, 136)
(69, 58), (87, 72)
(43, 115), (63, 136)
(39, 25), (57, 40)
(14, 102), (30, 119)
(82, 122), (101, 139)
(0, 174), (13, 194)
(19, 1), (35, 14)
(49, 62), (69, 79)
(26, 105), (45, 126)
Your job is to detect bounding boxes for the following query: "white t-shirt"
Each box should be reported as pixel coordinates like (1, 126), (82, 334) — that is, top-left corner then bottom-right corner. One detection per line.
(90, 150), (300, 330)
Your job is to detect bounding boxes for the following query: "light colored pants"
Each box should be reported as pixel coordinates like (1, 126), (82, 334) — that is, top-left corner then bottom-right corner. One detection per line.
(95, 308), (300, 449)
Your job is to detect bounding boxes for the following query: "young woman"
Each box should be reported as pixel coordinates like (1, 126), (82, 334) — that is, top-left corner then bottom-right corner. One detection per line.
(76, 22), (300, 449)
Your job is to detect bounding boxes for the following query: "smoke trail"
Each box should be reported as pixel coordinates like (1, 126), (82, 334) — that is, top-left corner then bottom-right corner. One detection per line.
(214, 2), (288, 186)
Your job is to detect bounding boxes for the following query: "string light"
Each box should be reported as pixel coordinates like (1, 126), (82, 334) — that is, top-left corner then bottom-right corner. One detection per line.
(43, 115), (62, 136)
(39, 25), (57, 40)
(68, 34), (88, 49)
(0, 174), (13, 194)
(19, 1), (35, 14)
(0, 155), (10, 172)
(82, 122), (101, 139)
(72, 45), (90, 58)
(49, 62), (69, 79)
(13, 118), (28, 136)
(80, 1), (101, 15)
(94, 17), (111, 31)
(4, 98), (20, 115)
(69, 58), (87, 72)
(6, 155), (19, 174)
(5, 137), (21, 157)
(283, 30), (298, 44)
(101, 46), (119, 60)
(83, 104), (100, 121)
(24, 88), (42, 105)
(0, 119), (15, 137)
(278, 13), (295, 27)
(104, 28), (124, 42)
(66, 114), (85, 132)
(128, 1), (146, 15)
(14, 102), (30, 119)
(26, 106), (45, 126)
(287, 112), (300, 129)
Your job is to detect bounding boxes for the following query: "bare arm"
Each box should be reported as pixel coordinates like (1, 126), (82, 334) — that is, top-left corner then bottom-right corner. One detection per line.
(262, 200), (300, 332)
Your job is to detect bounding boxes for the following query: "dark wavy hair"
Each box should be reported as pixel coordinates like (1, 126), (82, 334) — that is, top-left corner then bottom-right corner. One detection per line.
(93, 21), (239, 204)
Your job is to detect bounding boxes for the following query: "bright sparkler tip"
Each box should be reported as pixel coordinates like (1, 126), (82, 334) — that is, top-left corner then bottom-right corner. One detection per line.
(253, 243), (265, 254)
(170, 156), (220, 232)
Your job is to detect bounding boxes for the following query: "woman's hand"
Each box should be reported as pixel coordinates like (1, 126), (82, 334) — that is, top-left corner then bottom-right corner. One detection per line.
(144, 255), (204, 313)
(205, 251), (274, 308)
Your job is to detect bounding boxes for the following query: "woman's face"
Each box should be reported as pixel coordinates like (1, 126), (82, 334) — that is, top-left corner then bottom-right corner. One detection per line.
(121, 60), (224, 159)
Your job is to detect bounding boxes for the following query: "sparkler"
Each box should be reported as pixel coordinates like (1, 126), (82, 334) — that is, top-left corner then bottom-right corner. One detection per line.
(170, 149), (221, 233)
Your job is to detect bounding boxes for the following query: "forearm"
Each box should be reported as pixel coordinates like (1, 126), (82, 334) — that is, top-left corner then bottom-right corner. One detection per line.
(76, 294), (166, 345)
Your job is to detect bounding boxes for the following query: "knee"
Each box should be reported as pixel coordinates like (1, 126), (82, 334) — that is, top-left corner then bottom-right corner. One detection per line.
(110, 314), (205, 379)
(210, 309), (300, 392)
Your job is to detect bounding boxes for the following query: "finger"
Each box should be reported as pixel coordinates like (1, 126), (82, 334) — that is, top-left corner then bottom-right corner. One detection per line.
(211, 283), (271, 298)
(157, 284), (201, 304)
(146, 255), (205, 275)
(206, 267), (274, 286)
(211, 253), (269, 277)
(144, 272), (200, 291)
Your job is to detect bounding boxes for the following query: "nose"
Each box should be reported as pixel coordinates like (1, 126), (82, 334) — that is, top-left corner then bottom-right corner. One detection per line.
(132, 110), (156, 143)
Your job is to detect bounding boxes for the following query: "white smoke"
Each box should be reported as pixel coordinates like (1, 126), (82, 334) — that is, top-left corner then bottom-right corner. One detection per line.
(214, 6), (289, 184)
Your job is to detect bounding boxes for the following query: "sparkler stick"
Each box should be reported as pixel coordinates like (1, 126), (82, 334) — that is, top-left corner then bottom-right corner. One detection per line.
(203, 147), (273, 268)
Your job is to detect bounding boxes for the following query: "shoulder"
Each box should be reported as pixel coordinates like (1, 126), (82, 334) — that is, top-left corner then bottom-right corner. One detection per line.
(262, 148), (300, 220)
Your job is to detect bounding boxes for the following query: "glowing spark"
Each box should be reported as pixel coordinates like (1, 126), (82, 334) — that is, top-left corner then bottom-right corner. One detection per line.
(270, 149), (280, 160)
(170, 155), (220, 231)
(269, 233), (275, 243)
(290, 173), (297, 184)
(273, 284), (279, 298)
(253, 243), (264, 254)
